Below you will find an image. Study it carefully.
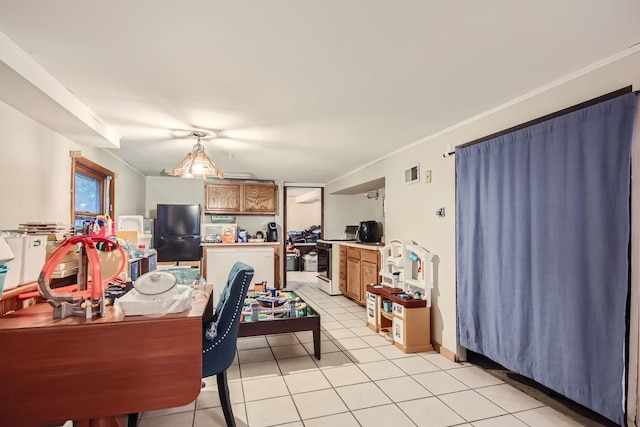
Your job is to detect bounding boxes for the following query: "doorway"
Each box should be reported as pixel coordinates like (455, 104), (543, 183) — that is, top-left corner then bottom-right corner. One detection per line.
(283, 185), (324, 289)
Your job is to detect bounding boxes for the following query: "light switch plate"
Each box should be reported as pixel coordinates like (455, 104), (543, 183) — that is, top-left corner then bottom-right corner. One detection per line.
(425, 170), (432, 183)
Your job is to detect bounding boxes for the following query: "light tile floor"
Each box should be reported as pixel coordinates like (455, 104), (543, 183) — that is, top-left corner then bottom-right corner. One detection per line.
(137, 272), (589, 427)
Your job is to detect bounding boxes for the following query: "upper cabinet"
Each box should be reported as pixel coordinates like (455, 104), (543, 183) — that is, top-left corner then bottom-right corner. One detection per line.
(243, 183), (277, 214)
(204, 183), (241, 213)
(204, 182), (277, 215)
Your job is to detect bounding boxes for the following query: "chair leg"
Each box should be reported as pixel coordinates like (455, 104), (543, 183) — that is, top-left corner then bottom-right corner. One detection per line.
(127, 413), (138, 427)
(217, 370), (236, 427)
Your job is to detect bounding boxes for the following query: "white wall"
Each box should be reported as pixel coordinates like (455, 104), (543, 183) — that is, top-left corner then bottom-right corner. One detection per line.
(352, 187), (385, 235)
(322, 188), (385, 239)
(0, 100), (145, 230)
(326, 49), (640, 355)
(145, 176), (205, 218)
(323, 194), (355, 239)
(286, 197), (321, 231)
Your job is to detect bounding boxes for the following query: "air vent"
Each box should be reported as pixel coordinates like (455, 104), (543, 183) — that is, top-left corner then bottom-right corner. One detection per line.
(404, 163), (420, 184)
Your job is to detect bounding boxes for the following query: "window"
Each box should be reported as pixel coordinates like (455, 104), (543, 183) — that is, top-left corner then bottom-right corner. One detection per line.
(72, 157), (115, 231)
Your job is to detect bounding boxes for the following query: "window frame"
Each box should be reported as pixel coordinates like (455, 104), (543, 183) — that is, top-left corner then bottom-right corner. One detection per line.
(71, 156), (115, 230)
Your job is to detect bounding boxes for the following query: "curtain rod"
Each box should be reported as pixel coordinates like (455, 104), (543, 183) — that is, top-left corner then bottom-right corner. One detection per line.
(442, 86), (635, 157)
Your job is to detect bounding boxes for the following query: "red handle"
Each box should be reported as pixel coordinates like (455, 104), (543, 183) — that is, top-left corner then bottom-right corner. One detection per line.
(39, 236), (126, 301)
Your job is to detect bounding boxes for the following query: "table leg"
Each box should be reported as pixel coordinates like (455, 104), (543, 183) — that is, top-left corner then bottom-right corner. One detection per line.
(313, 327), (321, 360)
(76, 416), (126, 427)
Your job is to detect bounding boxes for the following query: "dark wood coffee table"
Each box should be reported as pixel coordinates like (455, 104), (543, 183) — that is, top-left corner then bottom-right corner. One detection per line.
(238, 290), (321, 359)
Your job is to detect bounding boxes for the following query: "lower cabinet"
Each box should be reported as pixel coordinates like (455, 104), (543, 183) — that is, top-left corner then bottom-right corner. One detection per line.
(339, 246), (347, 294)
(345, 246), (380, 305)
(273, 250), (280, 288)
(361, 259), (378, 289)
(346, 256), (361, 301)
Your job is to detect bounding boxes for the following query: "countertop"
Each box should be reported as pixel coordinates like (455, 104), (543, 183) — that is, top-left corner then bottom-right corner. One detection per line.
(201, 242), (280, 247)
(317, 240), (385, 251)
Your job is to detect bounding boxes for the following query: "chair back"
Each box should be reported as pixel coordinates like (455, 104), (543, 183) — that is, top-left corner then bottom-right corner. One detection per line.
(202, 262), (254, 378)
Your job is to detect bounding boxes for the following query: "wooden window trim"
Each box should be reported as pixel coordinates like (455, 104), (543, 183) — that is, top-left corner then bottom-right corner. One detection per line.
(71, 157), (115, 226)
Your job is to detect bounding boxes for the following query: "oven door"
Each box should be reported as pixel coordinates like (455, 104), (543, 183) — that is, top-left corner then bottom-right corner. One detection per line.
(316, 242), (331, 280)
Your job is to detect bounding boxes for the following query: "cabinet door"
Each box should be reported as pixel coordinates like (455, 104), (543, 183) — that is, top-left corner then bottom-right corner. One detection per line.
(242, 184), (277, 214)
(346, 257), (361, 301)
(273, 248), (280, 288)
(360, 261), (378, 304)
(204, 184), (241, 213)
(339, 246), (347, 294)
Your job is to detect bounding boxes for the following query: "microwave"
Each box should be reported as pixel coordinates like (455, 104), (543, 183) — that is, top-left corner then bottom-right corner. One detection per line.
(201, 223), (237, 243)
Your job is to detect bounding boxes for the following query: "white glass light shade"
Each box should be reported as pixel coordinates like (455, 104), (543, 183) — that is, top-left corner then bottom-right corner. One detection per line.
(170, 139), (224, 179)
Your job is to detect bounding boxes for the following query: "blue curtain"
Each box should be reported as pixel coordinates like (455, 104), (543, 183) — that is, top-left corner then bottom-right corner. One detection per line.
(456, 93), (637, 424)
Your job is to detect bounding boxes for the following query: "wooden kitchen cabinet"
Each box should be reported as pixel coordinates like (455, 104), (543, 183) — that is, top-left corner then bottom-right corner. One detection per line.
(273, 250), (280, 288)
(345, 246), (380, 305)
(346, 256), (361, 302)
(361, 259), (378, 290)
(204, 183), (241, 213)
(204, 182), (277, 215)
(242, 183), (277, 214)
(360, 249), (380, 305)
(339, 246), (347, 294)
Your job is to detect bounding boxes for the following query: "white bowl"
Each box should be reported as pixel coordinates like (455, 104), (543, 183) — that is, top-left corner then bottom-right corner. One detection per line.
(134, 271), (177, 297)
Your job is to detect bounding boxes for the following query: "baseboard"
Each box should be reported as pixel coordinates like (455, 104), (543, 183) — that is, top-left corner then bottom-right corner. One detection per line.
(433, 342), (458, 362)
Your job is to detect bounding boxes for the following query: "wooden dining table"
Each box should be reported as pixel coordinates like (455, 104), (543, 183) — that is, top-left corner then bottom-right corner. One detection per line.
(0, 285), (212, 427)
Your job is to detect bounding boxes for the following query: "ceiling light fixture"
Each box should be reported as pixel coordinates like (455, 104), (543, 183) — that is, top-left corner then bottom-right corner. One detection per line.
(168, 131), (224, 179)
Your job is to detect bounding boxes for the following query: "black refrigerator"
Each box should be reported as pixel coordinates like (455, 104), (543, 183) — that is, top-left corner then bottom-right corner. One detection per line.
(155, 204), (202, 262)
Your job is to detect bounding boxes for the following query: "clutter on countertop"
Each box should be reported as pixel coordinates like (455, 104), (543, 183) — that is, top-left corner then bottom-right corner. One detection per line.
(209, 215), (236, 223)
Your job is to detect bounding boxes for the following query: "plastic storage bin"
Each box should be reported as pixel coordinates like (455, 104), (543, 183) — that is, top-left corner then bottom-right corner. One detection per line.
(0, 264), (8, 296)
(4, 235), (47, 290)
(302, 253), (318, 272)
(286, 253), (299, 271)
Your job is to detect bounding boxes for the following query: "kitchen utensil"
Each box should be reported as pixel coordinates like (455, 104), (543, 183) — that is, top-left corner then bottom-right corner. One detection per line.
(266, 222), (278, 242)
(134, 271), (177, 296)
(357, 221), (382, 242)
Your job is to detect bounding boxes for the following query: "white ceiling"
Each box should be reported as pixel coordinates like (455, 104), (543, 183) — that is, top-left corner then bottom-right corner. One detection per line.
(0, 1), (638, 184)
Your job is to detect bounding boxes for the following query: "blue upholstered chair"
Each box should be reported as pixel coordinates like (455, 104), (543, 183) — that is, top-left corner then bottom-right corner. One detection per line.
(202, 261), (254, 427)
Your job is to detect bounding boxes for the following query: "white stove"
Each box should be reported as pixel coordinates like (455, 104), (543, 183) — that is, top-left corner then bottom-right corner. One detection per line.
(316, 242), (343, 295)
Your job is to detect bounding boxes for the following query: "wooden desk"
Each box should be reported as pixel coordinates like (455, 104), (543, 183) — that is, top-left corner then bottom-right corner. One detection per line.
(0, 285), (212, 427)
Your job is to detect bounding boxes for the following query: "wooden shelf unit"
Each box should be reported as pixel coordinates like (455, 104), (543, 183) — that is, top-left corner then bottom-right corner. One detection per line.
(365, 284), (432, 353)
